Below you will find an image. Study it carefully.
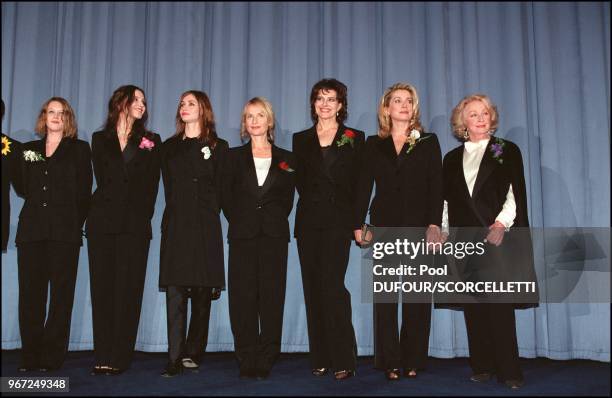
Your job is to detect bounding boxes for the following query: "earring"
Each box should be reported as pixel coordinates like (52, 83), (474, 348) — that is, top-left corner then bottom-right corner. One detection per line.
(463, 129), (469, 140)
(336, 112), (339, 117)
(488, 130), (493, 135)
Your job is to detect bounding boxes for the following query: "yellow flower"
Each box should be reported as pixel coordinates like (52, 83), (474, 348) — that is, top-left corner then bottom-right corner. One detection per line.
(1, 136), (11, 156)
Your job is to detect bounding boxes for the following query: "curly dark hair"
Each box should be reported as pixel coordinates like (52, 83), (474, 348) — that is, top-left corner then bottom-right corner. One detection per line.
(309, 78), (348, 124)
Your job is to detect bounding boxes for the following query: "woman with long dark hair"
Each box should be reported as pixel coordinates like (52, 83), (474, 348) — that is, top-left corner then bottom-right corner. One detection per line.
(86, 85), (161, 375)
(158, 90), (228, 377)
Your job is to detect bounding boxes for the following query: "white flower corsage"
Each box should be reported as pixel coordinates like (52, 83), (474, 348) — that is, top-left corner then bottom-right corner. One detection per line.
(406, 129), (430, 154)
(202, 146), (211, 160)
(23, 150), (45, 162)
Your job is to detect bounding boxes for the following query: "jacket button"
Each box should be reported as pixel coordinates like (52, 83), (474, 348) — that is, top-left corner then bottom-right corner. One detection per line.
(256, 205), (262, 210)
(42, 186), (47, 191)
(44, 170), (48, 175)
(42, 202), (47, 207)
(193, 178), (198, 182)
(123, 179), (128, 183)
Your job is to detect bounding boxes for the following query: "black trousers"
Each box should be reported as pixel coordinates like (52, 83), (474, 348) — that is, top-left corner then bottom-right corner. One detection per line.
(463, 303), (522, 382)
(87, 233), (150, 370)
(374, 302), (431, 370)
(17, 240), (80, 369)
(228, 236), (288, 373)
(165, 286), (213, 365)
(297, 228), (357, 371)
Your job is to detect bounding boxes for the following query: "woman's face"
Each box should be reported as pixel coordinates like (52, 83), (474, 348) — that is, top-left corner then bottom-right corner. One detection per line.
(45, 101), (65, 134)
(179, 94), (200, 124)
(244, 103), (270, 138)
(386, 89), (414, 125)
(463, 100), (491, 140)
(127, 90), (146, 120)
(314, 89), (342, 122)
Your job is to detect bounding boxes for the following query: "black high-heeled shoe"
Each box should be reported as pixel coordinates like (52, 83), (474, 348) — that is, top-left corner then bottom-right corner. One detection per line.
(334, 369), (355, 380)
(385, 369), (401, 380)
(311, 367), (328, 376)
(108, 367), (124, 376)
(90, 365), (108, 375)
(161, 363), (183, 378)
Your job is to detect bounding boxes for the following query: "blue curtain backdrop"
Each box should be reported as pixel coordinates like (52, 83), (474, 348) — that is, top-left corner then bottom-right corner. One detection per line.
(1, 2), (609, 361)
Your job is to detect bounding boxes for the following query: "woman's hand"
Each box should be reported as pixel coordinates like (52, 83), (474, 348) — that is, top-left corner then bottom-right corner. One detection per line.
(485, 221), (506, 246)
(354, 227), (372, 245)
(426, 224), (442, 253)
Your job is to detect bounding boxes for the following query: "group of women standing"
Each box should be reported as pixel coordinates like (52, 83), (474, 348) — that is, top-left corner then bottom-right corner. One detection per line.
(2, 77), (535, 389)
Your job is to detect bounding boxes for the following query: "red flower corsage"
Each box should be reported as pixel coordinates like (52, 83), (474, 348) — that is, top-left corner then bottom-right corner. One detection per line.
(336, 129), (355, 148)
(279, 161), (294, 172)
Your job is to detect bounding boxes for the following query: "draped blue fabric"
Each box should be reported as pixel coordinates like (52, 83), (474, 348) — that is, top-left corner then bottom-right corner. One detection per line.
(2, 2), (609, 361)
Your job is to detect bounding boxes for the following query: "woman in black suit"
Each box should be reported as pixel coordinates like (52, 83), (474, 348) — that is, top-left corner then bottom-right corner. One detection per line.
(292, 78), (364, 380)
(15, 97), (92, 371)
(354, 83), (443, 380)
(2, 99), (23, 253)
(86, 85), (161, 375)
(159, 90), (228, 377)
(442, 93), (537, 389)
(222, 97), (296, 379)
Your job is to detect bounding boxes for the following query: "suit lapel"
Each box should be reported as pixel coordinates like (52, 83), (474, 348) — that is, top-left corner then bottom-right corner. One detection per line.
(305, 127), (331, 181)
(240, 142), (260, 196)
(323, 125), (345, 170)
(471, 141), (497, 199)
(122, 133), (139, 164)
(104, 131), (127, 175)
(45, 136), (69, 162)
(457, 147), (489, 226)
(259, 145), (281, 198)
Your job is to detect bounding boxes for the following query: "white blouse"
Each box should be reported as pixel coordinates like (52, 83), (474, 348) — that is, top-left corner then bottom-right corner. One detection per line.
(253, 156), (272, 187)
(442, 138), (516, 231)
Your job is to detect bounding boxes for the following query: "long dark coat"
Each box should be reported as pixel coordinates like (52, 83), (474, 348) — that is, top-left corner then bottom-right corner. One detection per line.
(158, 136), (228, 288)
(439, 138), (539, 310)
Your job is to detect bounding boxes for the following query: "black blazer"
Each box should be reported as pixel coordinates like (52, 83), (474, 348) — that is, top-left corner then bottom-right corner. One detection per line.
(442, 138), (538, 309)
(355, 133), (443, 228)
(292, 124), (365, 237)
(2, 134), (22, 250)
(159, 136), (228, 288)
(221, 142), (296, 241)
(15, 137), (92, 246)
(86, 130), (161, 239)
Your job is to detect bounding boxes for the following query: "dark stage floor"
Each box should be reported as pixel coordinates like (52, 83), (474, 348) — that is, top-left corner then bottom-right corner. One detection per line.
(1, 350), (610, 396)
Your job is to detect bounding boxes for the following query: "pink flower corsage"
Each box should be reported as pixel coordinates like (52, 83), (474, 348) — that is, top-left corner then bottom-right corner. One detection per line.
(139, 136), (155, 151)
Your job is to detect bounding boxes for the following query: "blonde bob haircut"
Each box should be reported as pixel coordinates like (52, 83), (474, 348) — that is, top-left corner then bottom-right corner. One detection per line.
(240, 97), (275, 142)
(450, 93), (499, 141)
(35, 97), (78, 138)
(378, 83), (423, 138)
